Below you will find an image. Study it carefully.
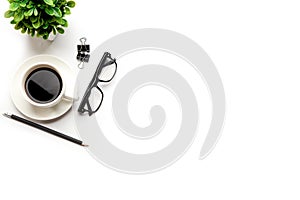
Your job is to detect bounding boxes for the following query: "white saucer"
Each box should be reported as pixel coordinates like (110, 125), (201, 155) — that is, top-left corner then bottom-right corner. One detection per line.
(11, 55), (75, 121)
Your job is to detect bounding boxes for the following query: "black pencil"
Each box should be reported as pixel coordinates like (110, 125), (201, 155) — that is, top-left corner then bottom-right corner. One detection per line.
(3, 113), (88, 147)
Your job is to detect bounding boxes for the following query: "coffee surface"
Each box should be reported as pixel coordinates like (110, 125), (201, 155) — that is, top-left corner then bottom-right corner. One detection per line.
(25, 67), (62, 104)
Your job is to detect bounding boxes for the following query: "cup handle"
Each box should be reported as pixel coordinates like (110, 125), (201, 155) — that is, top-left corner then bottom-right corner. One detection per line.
(62, 94), (73, 102)
(62, 92), (80, 102)
(62, 77), (79, 102)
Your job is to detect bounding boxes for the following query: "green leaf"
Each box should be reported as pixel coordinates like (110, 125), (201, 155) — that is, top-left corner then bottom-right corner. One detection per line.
(14, 11), (24, 22)
(36, 31), (42, 37)
(26, 1), (34, 8)
(62, 19), (68, 27)
(22, 21), (32, 28)
(43, 34), (49, 40)
(24, 8), (34, 16)
(52, 27), (57, 35)
(55, 17), (64, 25)
(14, 22), (22, 30)
(20, 2), (26, 7)
(42, 23), (49, 29)
(43, 0), (54, 6)
(32, 20), (41, 29)
(39, 18), (44, 25)
(38, 29), (46, 35)
(30, 16), (38, 23)
(21, 27), (27, 33)
(67, 1), (75, 8)
(65, 7), (71, 15)
(4, 10), (15, 18)
(20, 0), (29, 7)
(10, 19), (16, 24)
(34, 8), (38, 16)
(53, 7), (62, 17)
(45, 7), (55, 16)
(48, 18), (55, 23)
(9, 3), (20, 11)
(31, 29), (35, 37)
(56, 27), (64, 34)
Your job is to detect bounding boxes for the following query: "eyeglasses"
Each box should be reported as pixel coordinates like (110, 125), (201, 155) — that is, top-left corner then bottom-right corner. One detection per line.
(77, 52), (117, 116)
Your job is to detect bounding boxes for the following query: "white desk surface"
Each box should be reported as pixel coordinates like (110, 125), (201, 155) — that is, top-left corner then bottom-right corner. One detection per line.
(1, 1), (300, 199)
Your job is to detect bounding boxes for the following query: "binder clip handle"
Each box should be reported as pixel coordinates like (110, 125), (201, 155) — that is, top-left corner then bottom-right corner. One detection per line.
(80, 37), (87, 46)
(78, 61), (85, 69)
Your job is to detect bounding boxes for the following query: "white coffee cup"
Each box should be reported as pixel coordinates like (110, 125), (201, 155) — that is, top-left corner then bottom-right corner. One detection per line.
(21, 63), (73, 108)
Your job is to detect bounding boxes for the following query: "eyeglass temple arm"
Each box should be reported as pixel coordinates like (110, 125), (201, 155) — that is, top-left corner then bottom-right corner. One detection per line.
(77, 90), (92, 113)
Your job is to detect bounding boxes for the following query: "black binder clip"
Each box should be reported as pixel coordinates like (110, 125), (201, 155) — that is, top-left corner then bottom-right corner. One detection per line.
(77, 52), (90, 62)
(77, 37), (90, 53)
(77, 37), (90, 69)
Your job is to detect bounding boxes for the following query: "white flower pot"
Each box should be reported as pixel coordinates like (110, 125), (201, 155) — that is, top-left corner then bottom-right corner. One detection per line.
(47, 33), (57, 41)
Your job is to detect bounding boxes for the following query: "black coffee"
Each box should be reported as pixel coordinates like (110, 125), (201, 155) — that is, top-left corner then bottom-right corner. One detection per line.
(25, 67), (62, 104)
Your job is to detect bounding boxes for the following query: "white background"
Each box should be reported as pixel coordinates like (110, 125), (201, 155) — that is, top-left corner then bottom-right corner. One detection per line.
(1, 0), (300, 199)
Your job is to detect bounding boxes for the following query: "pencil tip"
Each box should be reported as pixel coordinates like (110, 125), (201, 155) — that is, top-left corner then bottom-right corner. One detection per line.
(2, 113), (11, 118)
(82, 144), (89, 147)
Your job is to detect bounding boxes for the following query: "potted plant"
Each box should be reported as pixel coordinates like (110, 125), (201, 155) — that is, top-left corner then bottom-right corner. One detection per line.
(4, 0), (76, 40)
